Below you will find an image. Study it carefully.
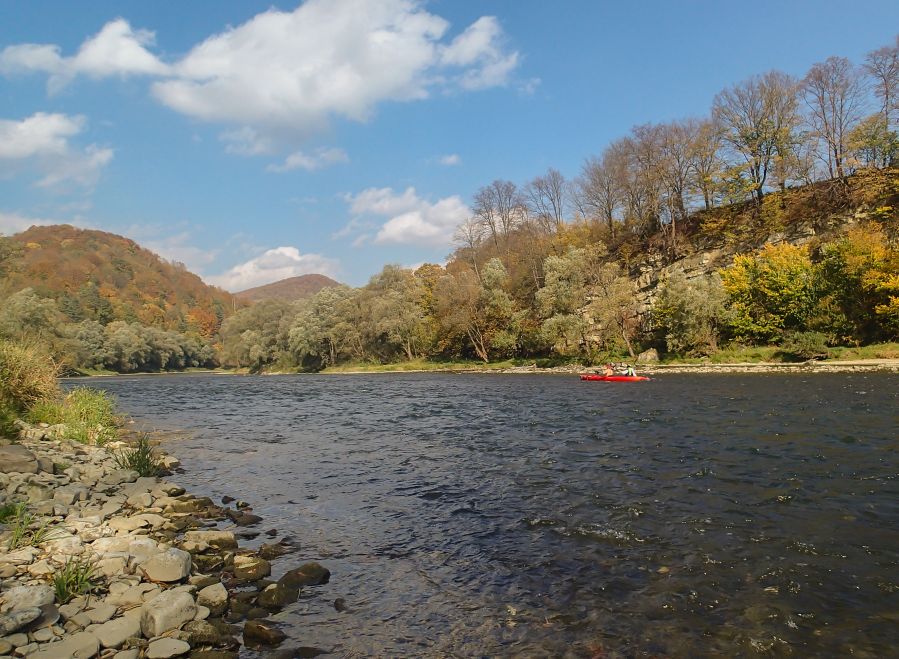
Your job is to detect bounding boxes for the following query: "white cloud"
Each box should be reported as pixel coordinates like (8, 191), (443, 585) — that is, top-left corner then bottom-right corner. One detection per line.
(0, 210), (58, 235)
(220, 127), (274, 156)
(0, 18), (168, 93)
(0, 113), (113, 189)
(206, 246), (341, 292)
(2, 2), (521, 147)
(345, 186), (470, 247)
(267, 147), (349, 173)
(438, 153), (461, 166)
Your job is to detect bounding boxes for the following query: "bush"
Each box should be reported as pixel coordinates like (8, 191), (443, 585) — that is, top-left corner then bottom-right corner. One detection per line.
(779, 331), (831, 361)
(0, 340), (60, 412)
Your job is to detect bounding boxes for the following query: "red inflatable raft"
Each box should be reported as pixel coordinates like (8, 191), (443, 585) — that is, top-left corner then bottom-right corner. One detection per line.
(580, 374), (650, 382)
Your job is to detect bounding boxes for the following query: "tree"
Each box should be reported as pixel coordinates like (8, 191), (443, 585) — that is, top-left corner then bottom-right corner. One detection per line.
(0, 288), (64, 343)
(713, 71), (800, 204)
(536, 247), (598, 355)
(588, 262), (640, 358)
(803, 56), (866, 180)
(525, 168), (568, 233)
(864, 40), (899, 127)
(688, 118), (724, 210)
(472, 180), (524, 249)
(848, 114), (899, 169)
(578, 149), (624, 235)
(366, 265), (428, 361)
(720, 243), (818, 343)
(654, 273), (728, 355)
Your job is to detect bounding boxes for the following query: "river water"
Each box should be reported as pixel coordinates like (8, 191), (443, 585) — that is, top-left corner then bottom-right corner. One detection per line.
(76, 373), (898, 657)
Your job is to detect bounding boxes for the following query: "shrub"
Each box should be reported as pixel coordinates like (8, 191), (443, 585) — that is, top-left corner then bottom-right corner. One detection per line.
(0, 340), (60, 412)
(53, 556), (98, 604)
(112, 434), (161, 477)
(779, 331), (831, 361)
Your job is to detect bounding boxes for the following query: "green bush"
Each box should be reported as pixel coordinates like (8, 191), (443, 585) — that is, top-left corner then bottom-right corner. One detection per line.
(0, 340), (60, 412)
(779, 331), (831, 361)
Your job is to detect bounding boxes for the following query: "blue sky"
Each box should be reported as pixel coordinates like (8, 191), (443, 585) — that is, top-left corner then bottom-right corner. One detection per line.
(2, 0), (898, 290)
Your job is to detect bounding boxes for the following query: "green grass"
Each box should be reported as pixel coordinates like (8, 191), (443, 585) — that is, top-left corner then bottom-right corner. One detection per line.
(826, 342), (899, 360)
(0, 503), (19, 524)
(52, 556), (98, 604)
(318, 357), (567, 373)
(658, 342), (899, 364)
(26, 387), (120, 444)
(4, 503), (63, 550)
(111, 434), (161, 477)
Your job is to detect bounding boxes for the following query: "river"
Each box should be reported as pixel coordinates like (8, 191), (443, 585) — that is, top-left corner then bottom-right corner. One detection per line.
(73, 372), (899, 657)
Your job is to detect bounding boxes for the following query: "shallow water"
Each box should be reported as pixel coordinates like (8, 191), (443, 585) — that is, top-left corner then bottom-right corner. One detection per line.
(75, 373), (899, 657)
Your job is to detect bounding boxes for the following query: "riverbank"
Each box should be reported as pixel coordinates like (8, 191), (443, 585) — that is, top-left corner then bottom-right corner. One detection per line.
(0, 424), (331, 658)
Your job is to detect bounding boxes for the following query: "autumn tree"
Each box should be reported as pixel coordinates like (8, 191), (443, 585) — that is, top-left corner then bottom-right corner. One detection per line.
(713, 71), (801, 204)
(654, 273), (729, 355)
(803, 57), (866, 180)
(720, 243), (818, 343)
(525, 168), (568, 233)
(472, 180), (524, 249)
(864, 39), (899, 127)
(578, 149), (624, 236)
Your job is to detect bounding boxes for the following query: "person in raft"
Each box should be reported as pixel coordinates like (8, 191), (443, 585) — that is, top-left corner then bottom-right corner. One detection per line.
(625, 364), (637, 376)
(602, 363), (614, 376)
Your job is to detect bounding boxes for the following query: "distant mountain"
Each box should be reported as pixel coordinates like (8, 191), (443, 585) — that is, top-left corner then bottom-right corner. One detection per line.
(1, 224), (237, 338)
(235, 274), (340, 303)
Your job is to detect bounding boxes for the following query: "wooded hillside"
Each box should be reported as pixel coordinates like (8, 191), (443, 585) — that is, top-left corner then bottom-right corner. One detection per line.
(235, 274), (339, 303)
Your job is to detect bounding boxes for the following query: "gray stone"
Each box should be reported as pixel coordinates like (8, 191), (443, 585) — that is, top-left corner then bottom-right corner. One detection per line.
(277, 562), (330, 588)
(140, 591), (197, 637)
(257, 584), (299, 610)
(146, 638), (191, 658)
(2, 585), (54, 611)
(126, 492), (153, 508)
(0, 608), (40, 636)
(0, 638), (11, 655)
(637, 347), (660, 363)
(45, 534), (83, 555)
(25, 484), (52, 502)
(196, 583), (228, 617)
(0, 547), (36, 565)
(30, 627), (54, 642)
(0, 445), (38, 474)
(85, 604), (117, 625)
(141, 547), (192, 582)
(113, 650), (139, 659)
(91, 615), (140, 649)
(108, 516), (148, 532)
(4, 632), (27, 647)
(54, 484), (89, 506)
(27, 631), (99, 658)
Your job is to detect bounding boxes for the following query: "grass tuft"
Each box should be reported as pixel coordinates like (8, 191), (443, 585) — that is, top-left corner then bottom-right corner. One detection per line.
(27, 387), (120, 444)
(52, 556), (98, 604)
(4, 503), (63, 550)
(112, 434), (161, 477)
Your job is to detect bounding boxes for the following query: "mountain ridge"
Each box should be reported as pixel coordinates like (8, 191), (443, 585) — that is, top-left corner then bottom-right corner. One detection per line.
(234, 274), (341, 303)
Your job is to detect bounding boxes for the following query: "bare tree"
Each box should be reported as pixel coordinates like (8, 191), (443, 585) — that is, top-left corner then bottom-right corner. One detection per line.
(453, 217), (485, 281)
(688, 117), (724, 210)
(472, 180), (522, 248)
(525, 168), (567, 233)
(578, 148), (624, 235)
(803, 56), (866, 180)
(713, 71), (799, 204)
(659, 120), (696, 235)
(864, 39), (899, 125)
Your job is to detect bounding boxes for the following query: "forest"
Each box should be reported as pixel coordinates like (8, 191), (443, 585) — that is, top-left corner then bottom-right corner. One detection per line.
(1, 36), (898, 373)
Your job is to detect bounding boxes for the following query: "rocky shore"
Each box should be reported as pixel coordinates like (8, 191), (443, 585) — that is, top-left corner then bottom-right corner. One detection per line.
(0, 424), (330, 658)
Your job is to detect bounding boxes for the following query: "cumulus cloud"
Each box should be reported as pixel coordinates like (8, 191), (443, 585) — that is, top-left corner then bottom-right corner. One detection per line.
(0, 18), (168, 93)
(2, 2), (521, 149)
(438, 153), (461, 166)
(206, 246), (341, 292)
(344, 186), (469, 247)
(267, 147), (349, 173)
(0, 113), (113, 188)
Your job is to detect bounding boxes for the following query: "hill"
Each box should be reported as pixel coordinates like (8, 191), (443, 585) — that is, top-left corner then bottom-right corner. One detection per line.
(1, 224), (236, 339)
(235, 274), (340, 303)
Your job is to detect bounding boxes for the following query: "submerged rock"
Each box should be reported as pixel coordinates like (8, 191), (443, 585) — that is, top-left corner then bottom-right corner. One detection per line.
(243, 619), (286, 646)
(233, 555), (271, 582)
(278, 562), (330, 588)
(257, 584), (299, 610)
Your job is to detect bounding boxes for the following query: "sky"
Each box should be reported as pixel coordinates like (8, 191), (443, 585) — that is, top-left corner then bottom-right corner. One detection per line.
(1, 0), (898, 291)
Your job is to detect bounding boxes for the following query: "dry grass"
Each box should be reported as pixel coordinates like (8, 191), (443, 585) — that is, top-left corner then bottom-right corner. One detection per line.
(0, 340), (60, 412)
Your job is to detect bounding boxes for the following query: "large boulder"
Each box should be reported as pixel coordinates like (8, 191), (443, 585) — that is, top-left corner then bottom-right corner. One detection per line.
(140, 590), (197, 637)
(141, 547), (192, 582)
(637, 347), (660, 363)
(1, 584), (55, 611)
(0, 608), (41, 635)
(0, 445), (38, 474)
